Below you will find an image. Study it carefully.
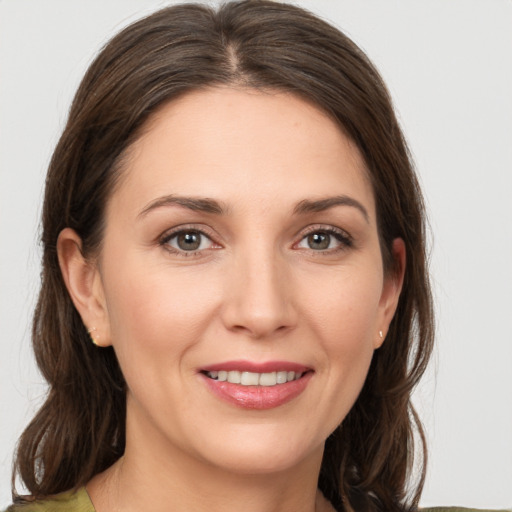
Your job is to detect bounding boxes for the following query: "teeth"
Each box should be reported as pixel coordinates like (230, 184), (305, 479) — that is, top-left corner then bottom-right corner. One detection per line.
(227, 370), (241, 384)
(259, 372), (276, 386)
(241, 371), (260, 386)
(206, 370), (303, 386)
(276, 371), (287, 384)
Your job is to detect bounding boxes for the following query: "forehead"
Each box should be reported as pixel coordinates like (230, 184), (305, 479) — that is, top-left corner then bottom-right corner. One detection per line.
(111, 87), (375, 219)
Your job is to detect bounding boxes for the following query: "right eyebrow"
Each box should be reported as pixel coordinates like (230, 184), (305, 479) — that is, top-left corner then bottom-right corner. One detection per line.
(293, 195), (370, 224)
(137, 195), (227, 219)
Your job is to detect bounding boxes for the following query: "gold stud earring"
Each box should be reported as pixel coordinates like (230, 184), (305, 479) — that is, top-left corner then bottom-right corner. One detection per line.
(87, 327), (99, 346)
(379, 330), (384, 339)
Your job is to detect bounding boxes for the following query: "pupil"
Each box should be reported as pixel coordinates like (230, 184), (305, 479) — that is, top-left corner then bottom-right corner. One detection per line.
(308, 232), (330, 250)
(178, 232), (200, 251)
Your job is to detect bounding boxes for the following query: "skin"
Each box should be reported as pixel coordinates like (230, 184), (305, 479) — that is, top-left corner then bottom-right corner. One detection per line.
(58, 87), (405, 512)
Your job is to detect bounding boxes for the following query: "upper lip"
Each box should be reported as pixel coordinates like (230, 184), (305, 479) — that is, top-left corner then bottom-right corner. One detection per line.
(200, 360), (311, 373)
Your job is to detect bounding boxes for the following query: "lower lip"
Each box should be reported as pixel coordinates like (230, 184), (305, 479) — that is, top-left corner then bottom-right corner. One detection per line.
(200, 372), (313, 410)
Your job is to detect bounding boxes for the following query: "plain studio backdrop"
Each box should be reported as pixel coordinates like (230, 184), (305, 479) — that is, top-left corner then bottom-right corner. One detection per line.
(1, 0), (511, 509)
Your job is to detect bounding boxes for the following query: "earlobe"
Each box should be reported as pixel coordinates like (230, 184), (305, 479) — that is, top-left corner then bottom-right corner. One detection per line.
(375, 238), (406, 349)
(57, 228), (111, 347)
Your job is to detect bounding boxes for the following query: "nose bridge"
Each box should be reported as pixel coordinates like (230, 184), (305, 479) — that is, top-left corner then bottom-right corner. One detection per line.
(223, 238), (295, 338)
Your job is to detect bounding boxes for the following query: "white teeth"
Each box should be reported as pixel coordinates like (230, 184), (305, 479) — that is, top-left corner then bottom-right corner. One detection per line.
(227, 370), (241, 384)
(276, 371), (288, 384)
(206, 369), (304, 386)
(259, 372), (277, 386)
(241, 371), (260, 386)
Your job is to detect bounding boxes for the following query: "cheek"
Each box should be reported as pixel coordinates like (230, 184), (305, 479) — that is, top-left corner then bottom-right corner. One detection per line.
(101, 257), (221, 370)
(300, 263), (383, 346)
(297, 264), (382, 407)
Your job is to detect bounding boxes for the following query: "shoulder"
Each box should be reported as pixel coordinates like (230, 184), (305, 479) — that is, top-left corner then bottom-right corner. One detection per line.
(4, 488), (95, 512)
(422, 508), (511, 512)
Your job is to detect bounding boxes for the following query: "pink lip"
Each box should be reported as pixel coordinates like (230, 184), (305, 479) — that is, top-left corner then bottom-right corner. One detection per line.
(199, 360), (313, 410)
(201, 360), (310, 373)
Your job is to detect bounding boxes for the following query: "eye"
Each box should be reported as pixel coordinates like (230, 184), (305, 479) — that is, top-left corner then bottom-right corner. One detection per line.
(296, 228), (352, 252)
(161, 229), (216, 254)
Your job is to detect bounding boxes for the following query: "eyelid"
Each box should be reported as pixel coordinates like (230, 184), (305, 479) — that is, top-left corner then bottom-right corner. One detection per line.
(293, 224), (353, 251)
(158, 224), (221, 255)
(157, 223), (352, 257)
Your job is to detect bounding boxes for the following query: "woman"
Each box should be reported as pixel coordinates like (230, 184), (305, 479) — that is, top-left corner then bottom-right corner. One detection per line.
(6, 1), (441, 511)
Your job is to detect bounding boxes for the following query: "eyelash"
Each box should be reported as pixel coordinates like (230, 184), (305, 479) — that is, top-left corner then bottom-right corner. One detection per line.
(295, 225), (353, 254)
(159, 225), (219, 257)
(158, 224), (353, 257)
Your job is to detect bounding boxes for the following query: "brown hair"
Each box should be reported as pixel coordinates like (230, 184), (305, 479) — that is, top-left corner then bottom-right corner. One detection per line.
(13, 2), (434, 511)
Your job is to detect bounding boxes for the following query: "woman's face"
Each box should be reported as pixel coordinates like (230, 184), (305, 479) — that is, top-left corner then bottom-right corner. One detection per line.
(86, 88), (403, 475)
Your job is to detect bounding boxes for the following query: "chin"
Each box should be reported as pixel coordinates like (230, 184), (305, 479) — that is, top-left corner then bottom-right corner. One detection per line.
(187, 422), (326, 476)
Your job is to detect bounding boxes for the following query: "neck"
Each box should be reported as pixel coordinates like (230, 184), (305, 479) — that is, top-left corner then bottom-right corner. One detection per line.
(87, 400), (333, 512)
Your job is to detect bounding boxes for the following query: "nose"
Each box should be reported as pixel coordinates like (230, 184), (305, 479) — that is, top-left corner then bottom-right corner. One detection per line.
(221, 246), (297, 340)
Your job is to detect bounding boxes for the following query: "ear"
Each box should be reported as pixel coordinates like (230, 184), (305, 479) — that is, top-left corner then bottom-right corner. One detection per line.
(57, 228), (111, 347)
(374, 238), (406, 349)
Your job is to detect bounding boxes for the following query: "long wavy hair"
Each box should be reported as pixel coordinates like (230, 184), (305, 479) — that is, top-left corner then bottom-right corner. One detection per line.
(12, 2), (434, 511)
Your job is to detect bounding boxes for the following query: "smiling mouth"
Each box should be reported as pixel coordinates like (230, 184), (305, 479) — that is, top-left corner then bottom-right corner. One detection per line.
(204, 370), (304, 387)
(200, 364), (313, 409)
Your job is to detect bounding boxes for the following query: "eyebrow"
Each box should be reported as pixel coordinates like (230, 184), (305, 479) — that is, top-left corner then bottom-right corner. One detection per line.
(138, 195), (226, 218)
(293, 195), (369, 223)
(137, 194), (369, 223)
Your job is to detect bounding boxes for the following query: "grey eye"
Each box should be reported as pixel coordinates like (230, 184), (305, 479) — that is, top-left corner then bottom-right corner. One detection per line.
(306, 232), (331, 250)
(177, 232), (201, 250)
(167, 230), (211, 252)
(297, 228), (351, 252)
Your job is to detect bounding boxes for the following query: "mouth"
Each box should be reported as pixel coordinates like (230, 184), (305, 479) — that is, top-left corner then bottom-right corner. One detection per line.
(199, 361), (313, 410)
(203, 370), (304, 387)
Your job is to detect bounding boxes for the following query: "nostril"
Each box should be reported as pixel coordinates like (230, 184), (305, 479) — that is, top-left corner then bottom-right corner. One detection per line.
(229, 322), (293, 340)
(220, 274), (297, 338)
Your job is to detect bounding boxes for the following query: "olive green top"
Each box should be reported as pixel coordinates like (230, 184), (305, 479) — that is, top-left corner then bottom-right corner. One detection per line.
(5, 487), (511, 512)
(5, 488), (94, 512)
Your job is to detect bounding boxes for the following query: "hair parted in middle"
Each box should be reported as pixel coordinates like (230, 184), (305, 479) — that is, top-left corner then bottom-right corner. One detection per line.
(14, 2), (434, 511)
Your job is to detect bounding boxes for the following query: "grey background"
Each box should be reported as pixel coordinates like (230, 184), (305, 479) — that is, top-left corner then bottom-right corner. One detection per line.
(1, 0), (511, 508)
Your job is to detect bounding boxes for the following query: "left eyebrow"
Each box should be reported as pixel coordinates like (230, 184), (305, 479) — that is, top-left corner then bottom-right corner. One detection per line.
(293, 195), (370, 224)
(137, 195), (227, 219)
